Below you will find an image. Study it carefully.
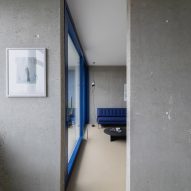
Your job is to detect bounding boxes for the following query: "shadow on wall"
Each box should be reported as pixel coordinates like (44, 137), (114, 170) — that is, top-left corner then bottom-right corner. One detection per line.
(0, 136), (12, 191)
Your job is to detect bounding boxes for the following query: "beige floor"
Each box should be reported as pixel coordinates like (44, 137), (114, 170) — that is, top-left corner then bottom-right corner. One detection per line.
(67, 124), (126, 191)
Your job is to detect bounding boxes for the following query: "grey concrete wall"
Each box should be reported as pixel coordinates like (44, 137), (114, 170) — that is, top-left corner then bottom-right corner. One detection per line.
(89, 66), (126, 124)
(0, 1), (64, 191)
(130, 0), (191, 191)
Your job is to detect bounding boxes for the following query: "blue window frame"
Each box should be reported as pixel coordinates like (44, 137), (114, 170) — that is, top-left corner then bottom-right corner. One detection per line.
(65, 3), (89, 182)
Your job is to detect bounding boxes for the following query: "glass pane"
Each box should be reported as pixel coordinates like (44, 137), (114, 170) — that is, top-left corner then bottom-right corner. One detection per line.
(68, 35), (80, 161)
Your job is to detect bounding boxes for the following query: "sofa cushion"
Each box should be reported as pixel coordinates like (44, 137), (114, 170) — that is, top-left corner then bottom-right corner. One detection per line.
(98, 117), (126, 123)
(97, 108), (126, 117)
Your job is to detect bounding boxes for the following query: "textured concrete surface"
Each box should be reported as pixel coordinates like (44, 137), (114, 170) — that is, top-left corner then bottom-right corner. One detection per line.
(0, 0), (64, 191)
(130, 0), (191, 191)
(89, 66), (126, 124)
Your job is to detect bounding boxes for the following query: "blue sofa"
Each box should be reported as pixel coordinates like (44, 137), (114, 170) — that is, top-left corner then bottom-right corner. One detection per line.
(97, 108), (126, 126)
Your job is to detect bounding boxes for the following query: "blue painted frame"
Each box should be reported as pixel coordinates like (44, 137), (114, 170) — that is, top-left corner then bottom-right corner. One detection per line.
(65, 3), (89, 182)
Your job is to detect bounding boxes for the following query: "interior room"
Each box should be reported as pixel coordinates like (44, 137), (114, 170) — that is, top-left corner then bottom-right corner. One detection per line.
(1, 0), (191, 191)
(0, 0), (127, 190)
(66, 0), (127, 190)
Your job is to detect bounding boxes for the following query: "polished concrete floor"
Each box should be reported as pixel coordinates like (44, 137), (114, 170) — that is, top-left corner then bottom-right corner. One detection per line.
(67, 125), (126, 191)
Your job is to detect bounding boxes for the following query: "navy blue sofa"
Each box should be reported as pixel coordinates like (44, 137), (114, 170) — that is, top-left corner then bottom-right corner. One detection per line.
(97, 108), (126, 126)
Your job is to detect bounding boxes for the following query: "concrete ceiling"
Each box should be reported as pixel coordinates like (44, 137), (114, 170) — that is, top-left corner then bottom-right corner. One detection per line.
(67, 0), (127, 66)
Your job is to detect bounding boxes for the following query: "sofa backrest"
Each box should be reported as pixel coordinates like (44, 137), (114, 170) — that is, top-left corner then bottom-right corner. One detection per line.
(97, 108), (126, 117)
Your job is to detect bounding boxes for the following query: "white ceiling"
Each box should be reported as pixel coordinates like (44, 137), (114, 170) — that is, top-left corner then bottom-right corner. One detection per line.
(67, 0), (127, 66)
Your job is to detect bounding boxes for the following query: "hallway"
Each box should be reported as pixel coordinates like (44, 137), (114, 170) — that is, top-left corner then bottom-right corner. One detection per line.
(67, 125), (126, 191)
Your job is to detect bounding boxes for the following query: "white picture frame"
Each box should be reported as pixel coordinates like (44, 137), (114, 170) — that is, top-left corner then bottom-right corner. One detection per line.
(6, 48), (46, 97)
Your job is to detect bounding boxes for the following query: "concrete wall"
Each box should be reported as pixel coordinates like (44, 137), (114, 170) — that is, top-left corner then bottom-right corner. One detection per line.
(0, 1), (65, 191)
(130, 0), (191, 191)
(89, 66), (126, 124)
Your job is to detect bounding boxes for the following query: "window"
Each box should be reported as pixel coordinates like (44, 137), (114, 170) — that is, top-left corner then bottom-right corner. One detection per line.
(67, 34), (80, 162)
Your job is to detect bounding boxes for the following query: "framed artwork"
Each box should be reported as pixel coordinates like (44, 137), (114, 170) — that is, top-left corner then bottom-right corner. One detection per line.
(6, 48), (46, 97)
